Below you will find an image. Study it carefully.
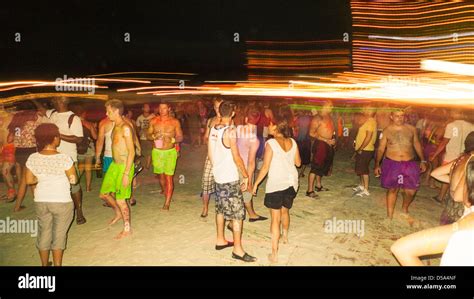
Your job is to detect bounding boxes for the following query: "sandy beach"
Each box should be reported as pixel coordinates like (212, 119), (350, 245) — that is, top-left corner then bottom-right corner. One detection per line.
(0, 145), (443, 266)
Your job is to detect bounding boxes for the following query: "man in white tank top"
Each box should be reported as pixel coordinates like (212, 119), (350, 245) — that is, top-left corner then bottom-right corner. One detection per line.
(95, 117), (115, 174)
(208, 101), (256, 262)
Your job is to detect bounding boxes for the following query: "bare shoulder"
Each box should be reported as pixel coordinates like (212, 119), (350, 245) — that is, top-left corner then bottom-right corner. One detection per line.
(383, 125), (394, 136)
(121, 123), (133, 135)
(406, 124), (417, 132)
(311, 115), (321, 124)
(172, 117), (181, 126)
(99, 118), (108, 127)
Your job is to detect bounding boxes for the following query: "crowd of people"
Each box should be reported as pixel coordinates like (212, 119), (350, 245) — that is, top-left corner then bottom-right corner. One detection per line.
(0, 96), (472, 266)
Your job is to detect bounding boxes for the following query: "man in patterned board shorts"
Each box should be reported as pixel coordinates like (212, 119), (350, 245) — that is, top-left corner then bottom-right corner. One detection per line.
(208, 101), (256, 262)
(374, 109), (427, 220)
(147, 102), (183, 211)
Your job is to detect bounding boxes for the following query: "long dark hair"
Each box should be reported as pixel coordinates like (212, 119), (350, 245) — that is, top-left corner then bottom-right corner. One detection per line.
(271, 114), (292, 138)
(467, 157), (474, 205)
(34, 123), (60, 151)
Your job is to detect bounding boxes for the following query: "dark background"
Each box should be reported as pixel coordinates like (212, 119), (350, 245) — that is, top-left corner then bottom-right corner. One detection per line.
(0, 0), (351, 81)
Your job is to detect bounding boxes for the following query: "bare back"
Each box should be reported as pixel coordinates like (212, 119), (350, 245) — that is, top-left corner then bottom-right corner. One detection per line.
(450, 154), (472, 202)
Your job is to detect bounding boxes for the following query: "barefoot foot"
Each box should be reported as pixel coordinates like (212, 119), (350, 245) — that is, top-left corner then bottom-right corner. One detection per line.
(13, 206), (26, 212)
(109, 215), (122, 225)
(268, 253), (278, 264)
(114, 230), (132, 240)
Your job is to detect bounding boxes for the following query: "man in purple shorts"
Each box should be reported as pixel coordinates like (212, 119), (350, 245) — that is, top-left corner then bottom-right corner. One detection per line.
(374, 109), (427, 219)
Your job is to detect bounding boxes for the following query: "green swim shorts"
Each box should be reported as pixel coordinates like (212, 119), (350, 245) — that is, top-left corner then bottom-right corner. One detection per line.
(152, 148), (178, 175)
(99, 161), (135, 200)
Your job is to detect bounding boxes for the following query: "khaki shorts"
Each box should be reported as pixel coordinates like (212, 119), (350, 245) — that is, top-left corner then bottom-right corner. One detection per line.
(35, 201), (74, 250)
(70, 163), (81, 194)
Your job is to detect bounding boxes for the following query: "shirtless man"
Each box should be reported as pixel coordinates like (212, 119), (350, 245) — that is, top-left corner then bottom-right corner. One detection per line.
(306, 101), (336, 198)
(98, 99), (135, 239)
(147, 102), (183, 210)
(96, 112), (141, 207)
(375, 109), (427, 219)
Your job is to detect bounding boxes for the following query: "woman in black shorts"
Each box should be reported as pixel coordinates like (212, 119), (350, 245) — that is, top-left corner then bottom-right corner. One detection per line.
(253, 114), (301, 264)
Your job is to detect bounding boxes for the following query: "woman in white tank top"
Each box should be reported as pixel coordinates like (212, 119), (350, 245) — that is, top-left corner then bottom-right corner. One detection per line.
(252, 114), (301, 264)
(391, 134), (474, 266)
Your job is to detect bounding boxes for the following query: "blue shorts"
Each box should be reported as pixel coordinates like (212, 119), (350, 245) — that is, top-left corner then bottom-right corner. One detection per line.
(102, 156), (113, 173)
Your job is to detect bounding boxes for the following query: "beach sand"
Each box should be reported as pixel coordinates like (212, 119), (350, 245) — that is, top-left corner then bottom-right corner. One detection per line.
(0, 145), (443, 266)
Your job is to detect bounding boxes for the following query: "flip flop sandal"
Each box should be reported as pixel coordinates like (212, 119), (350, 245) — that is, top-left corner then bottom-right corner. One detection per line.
(306, 191), (319, 199)
(249, 216), (268, 222)
(232, 252), (257, 262)
(215, 241), (234, 250)
(315, 186), (329, 192)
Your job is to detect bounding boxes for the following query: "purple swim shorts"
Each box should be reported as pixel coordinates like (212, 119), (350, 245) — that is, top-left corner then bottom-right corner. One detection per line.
(380, 158), (420, 190)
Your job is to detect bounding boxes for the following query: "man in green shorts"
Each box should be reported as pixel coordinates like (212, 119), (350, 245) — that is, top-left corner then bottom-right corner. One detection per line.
(99, 99), (136, 239)
(147, 102), (183, 210)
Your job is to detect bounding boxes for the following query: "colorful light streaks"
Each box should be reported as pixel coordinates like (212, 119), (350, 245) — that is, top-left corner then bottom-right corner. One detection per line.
(351, 1), (474, 75)
(245, 40), (351, 81)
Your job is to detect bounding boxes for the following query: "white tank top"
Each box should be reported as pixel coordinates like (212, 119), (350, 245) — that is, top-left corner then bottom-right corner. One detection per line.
(209, 125), (239, 184)
(265, 138), (299, 193)
(104, 122), (114, 157)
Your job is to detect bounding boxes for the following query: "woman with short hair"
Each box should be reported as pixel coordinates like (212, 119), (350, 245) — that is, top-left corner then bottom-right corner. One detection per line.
(25, 123), (77, 266)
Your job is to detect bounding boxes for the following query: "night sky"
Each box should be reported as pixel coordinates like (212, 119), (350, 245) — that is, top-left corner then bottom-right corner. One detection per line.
(0, 0), (351, 81)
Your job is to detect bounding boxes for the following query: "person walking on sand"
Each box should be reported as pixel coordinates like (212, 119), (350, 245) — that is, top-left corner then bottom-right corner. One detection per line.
(25, 123), (77, 266)
(98, 99), (135, 239)
(307, 101), (335, 198)
(374, 108), (427, 220)
(200, 98), (223, 218)
(146, 102), (183, 210)
(236, 106), (267, 222)
(208, 101), (256, 262)
(352, 106), (377, 197)
(253, 114), (300, 264)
